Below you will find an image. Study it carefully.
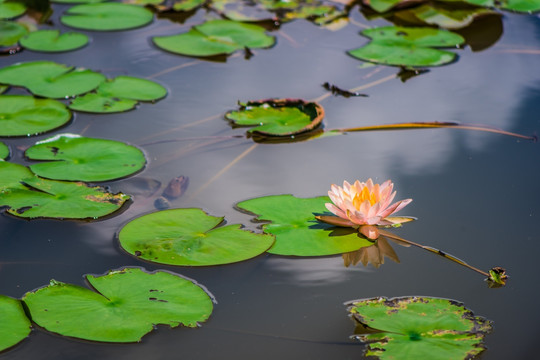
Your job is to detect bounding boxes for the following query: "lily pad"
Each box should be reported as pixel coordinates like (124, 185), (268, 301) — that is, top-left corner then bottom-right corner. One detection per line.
(153, 19), (275, 57)
(348, 26), (465, 67)
(225, 99), (325, 136)
(68, 93), (138, 113)
(52, 0), (106, 3)
(26, 134), (146, 182)
(347, 296), (492, 360)
(236, 195), (372, 256)
(23, 267), (213, 342)
(0, 0), (26, 19)
(365, 0), (402, 13)
(0, 141), (9, 159)
(96, 76), (167, 101)
(61, 3), (153, 31)
(0, 161), (130, 219)
(0, 61), (106, 98)
(119, 208), (275, 266)
(0, 295), (31, 352)
(0, 20), (28, 46)
(19, 30), (89, 52)
(173, 0), (205, 11)
(463, 0), (540, 12)
(0, 95), (72, 137)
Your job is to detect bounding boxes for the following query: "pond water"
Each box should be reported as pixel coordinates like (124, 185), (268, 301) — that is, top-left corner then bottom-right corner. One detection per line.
(1, 2), (540, 359)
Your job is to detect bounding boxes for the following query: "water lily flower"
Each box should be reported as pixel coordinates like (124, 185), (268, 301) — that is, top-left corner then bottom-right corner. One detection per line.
(317, 179), (412, 239)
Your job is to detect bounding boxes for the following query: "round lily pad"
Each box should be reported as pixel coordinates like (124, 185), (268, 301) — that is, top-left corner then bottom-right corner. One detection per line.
(225, 98), (324, 136)
(0, 0), (26, 19)
(0, 61), (106, 98)
(0, 141), (9, 159)
(153, 19), (275, 57)
(0, 295), (31, 352)
(0, 161), (130, 219)
(347, 296), (493, 359)
(118, 208), (275, 266)
(348, 26), (465, 67)
(0, 20), (28, 46)
(236, 195), (372, 256)
(61, 3), (153, 31)
(69, 93), (138, 113)
(97, 76), (167, 101)
(19, 30), (89, 52)
(26, 134), (146, 182)
(23, 267), (214, 342)
(0, 95), (72, 137)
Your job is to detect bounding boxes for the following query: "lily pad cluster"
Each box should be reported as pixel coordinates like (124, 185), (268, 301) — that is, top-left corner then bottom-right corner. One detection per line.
(347, 296), (492, 359)
(153, 19), (275, 57)
(0, 267), (213, 350)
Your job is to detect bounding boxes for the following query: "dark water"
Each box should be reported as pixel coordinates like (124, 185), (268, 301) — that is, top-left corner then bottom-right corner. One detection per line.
(1, 4), (540, 360)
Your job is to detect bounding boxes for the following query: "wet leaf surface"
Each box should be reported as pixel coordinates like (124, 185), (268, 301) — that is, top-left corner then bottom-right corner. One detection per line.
(26, 134), (146, 182)
(347, 296), (492, 360)
(0, 161), (130, 219)
(68, 93), (138, 113)
(349, 26), (465, 67)
(96, 76), (167, 101)
(0, 95), (71, 137)
(0, 295), (31, 352)
(226, 98), (324, 136)
(23, 267), (213, 342)
(153, 19), (275, 57)
(61, 3), (153, 31)
(236, 195), (372, 256)
(0, 61), (106, 98)
(19, 30), (89, 52)
(119, 208), (275, 266)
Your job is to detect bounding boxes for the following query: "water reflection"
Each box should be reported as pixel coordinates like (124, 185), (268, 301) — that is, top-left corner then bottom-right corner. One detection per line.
(342, 235), (405, 268)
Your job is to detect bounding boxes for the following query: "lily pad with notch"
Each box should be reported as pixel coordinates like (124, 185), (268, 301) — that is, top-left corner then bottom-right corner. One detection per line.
(0, 61), (106, 98)
(61, 3), (153, 31)
(0, 95), (72, 137)
(23, 267), (214, 342)
(0, 295), (31, 352)
(25, 134), (146, 182)
(348, 26), (465, 67)
(225, 98), (325, 137)
(118, 208), (275, 266)
(0, 141), (9, 159)
(0, 161), (130, 219)
(153, 19), (275, 57)
(236, 194), (372, 256)
(19, 30), (89, 52)
(347, 296), (492, 360)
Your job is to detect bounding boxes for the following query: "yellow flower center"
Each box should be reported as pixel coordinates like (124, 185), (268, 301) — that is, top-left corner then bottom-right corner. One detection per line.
(352, 186), (378, 209)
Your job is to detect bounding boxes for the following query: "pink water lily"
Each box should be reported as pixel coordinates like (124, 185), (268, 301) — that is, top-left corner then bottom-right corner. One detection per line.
(318, 179), (412, 239)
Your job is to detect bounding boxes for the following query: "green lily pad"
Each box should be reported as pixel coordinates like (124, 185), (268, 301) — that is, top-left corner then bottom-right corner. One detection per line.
(173, 0), (205, 11)
(26, 134), (146, 182)
(23, 267), (213, 342)
(0, 141), (9, 159)
(0, 161), (130, 219)
(366, 0), (402, 13)
(69, 93), (138, 113)
(0, 0), (26, 19)
(97, 76), (167, 101)
(0, 295), (31, 352)
(0, 61), (106, 99)
(52, 0), (106, 3)
(0, 95), (72, 137)
(236, 195), (372, 256)
(0, 84), (7, 94)
(61, 3), (153, 31)
(153, 19), (275, 57)
(348, 26), (465, 67)
(118, 208), (275, 266)
(225, 98), (324, 136)
(0, 20), (28, 46)
(463, 0), (540, 12)
(347, 296), (492, 360)
(19, 30), (89, 52)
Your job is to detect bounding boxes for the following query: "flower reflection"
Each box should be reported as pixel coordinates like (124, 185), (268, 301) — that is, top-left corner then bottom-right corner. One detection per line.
(342, 235), (408, 268)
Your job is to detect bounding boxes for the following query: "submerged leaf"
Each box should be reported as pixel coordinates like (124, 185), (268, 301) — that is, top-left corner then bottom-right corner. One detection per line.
(347, 296), (492, 360)
(226, 98), (324, 136)
(61, 3), (153, 31)
(236, 195), (372, 256)
(19, 30), (89, 52)
(0, 161), (130, 219)
(0, 61), (106, 98)
(0, 295), (31, 352)
(118, 208), (275, 266)
(26, 134), (146, 182)
(0, 95), (72, 137)
(23, 268), (213, 342)
(348, 26), (465, 67)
